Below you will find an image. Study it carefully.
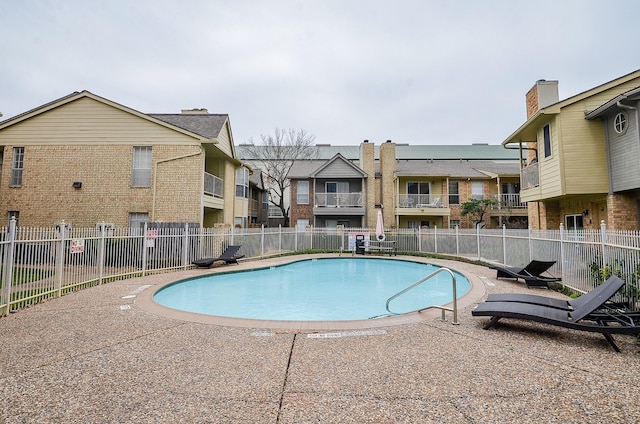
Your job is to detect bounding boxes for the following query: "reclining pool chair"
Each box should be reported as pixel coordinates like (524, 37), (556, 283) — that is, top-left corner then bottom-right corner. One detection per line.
(192, 245), (244, 268)
(485, 275), (625, 311)
(472, 276), (640, 352)
(489, 259), (562, 288)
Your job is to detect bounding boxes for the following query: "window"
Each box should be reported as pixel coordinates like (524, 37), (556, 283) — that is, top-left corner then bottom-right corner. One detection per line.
(129, 212), (149, 234)
(450, 219), (461, 228)
(565, 214), (584, 231)
(614, 112), (628, 134)
(448, 181), (459, 205)
(471, 181), (484, 200)
(326, 181), (349, 193)
(234, 217), (247, 228)
(407, 182), (430, 205)
(11, 147), (24, 186)
(297, 180), (309, 204)
(132, 146), (152, 187)
(262, 192), (269, 211)
(543, 124), (551, 158)
(235, 168), (249, 198)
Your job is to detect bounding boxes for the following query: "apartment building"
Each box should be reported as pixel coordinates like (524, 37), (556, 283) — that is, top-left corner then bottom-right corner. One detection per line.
(503, 70), (640, 230)
(0, 91), (248, 228)
(285, 140), (525, 230)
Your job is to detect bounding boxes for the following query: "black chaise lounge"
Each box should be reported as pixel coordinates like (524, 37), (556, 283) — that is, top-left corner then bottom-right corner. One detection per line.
(192, 245), (244, 268)
(485, 275), (624, 311)
(489, 259), (562, 288)
(472, 276), (640, 352)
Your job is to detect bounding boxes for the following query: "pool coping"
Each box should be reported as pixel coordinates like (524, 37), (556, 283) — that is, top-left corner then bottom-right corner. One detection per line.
(136, 253), (486, 331)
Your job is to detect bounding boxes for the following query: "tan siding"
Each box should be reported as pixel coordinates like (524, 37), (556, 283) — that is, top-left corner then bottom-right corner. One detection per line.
(315, 160), (363, 178)
(538, 119), (563, 198)
(214, 120), (234, 157)
(0, 97), (202, 146)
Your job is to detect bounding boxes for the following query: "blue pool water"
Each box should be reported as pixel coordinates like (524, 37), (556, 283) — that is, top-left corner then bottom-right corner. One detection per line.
(154, 258), (471, 321)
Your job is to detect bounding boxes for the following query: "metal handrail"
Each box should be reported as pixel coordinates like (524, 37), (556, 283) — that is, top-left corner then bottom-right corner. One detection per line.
(384, 267), (459, 325)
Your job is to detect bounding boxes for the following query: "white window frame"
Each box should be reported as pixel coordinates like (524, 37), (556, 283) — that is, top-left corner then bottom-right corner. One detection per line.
(132, 146), (152, 187)
(297, 180), (309, 204)
(614, 112), (628, 134)
(11, 147), (24, 186)
(235, 168), (249, 198)
(129, 212), (149, 235)
(471, 181), (484, 200)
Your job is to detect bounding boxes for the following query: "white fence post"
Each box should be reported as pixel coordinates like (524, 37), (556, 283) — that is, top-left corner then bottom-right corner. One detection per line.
(455, 225), (459, 256)
(528, 225), (533, 262)
(600, 220), (608, 266)
(182, 223), (189, 269)
(141, 222), (148, 277)
(1, 217), (17, 315)
(418, 226), (422, 252)
(559, 223), (565, 273)
(502, 224), (507, 265)
(261, 225), (265, 257)
(476, 224), (481, 260)
(279, 224), (282, 254)
(55, 221), (66, 297)
(98, 222), (106, 284)
(434, 225), (438, 254)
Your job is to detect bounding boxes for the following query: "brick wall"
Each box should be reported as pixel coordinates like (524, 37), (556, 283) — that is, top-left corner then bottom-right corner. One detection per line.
(0, 144), (202, 227)
(607, 193), (639, 230)
(289, 179), (313, 227)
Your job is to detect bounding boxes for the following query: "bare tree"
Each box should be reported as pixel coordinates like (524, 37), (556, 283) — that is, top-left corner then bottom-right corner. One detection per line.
(242, 128), (317, 226)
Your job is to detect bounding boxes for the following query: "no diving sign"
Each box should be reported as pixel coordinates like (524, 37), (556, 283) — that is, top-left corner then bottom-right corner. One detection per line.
(70, 238), (85, 254)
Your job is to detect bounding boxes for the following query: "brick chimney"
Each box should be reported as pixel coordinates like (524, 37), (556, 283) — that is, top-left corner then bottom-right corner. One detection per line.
(360, 140), (376, 227)
(379, 140), (396, 228)
(525, 80), (559, 119)
(181, 108), (209, 114)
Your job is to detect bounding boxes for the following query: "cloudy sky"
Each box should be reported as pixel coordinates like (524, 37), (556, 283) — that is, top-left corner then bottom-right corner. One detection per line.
(1, 0), (639, 146)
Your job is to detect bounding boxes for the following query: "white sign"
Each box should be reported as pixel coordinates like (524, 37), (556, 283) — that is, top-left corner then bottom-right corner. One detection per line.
(70, 238), (85, 254)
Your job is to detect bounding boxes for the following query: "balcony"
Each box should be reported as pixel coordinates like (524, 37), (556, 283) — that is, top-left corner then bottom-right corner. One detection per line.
(204, 172), (223, 197)
(396, 194), (450, 217)
(313, 192), (364, 216)
(521, 162), (539, 189)
(397, 194), (443, 208)
(491, 193), (526, 209)
(315, 193), (363, 208)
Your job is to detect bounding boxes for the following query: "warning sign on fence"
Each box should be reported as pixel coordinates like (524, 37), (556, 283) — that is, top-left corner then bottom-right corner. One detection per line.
(70, 239), (85, 254)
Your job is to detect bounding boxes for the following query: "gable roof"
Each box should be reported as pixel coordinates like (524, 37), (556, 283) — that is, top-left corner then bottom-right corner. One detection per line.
(0, 90), (217, 142)
(237, 143), (518, 161)
(584, 86), (640, 120)
(148, 113), (228, 140)
(394, 159), (520, 178)
(503, 70), (640, 145)
(309, 153), (367, 178)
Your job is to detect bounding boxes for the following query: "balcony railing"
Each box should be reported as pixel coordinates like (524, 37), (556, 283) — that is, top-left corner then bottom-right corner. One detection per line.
(491, 194), (527, 209)
(397, 194), (443, 208)
(521, 162), (539, 189)
(315, 192), (363, 208)
(204, 172), (223, 197)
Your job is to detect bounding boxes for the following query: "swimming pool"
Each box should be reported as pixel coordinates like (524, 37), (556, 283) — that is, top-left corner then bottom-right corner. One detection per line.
(153, 257), (471, 321)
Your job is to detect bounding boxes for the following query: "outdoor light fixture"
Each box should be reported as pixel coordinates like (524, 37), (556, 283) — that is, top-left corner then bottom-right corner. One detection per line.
(72, 182), (82, 189)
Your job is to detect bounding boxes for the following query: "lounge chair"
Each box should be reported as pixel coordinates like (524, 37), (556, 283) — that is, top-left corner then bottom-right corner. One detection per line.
(489, 259), (561, 288)
(192, 245), (244, 268)
(485, 275), (625, 311)
(472, 276), (640, 351)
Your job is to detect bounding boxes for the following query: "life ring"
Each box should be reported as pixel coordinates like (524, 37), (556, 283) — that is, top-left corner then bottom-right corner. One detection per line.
(377, 234), (386, 241)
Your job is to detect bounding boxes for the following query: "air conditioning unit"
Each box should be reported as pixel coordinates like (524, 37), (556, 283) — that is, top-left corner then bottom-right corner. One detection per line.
(96, 223), (115, 236)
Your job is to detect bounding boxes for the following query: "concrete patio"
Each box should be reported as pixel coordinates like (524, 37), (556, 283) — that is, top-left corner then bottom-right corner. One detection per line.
(1, 255), (639, 423)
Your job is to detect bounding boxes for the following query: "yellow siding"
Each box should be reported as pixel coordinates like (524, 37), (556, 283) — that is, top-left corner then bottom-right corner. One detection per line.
(214, 120), (235, 158)
(0, 97), (202, 146)
(538, 118), (563, 198)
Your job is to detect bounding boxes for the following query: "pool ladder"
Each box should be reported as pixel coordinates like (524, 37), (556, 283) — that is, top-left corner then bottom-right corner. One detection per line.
(372, 267), (459, 325)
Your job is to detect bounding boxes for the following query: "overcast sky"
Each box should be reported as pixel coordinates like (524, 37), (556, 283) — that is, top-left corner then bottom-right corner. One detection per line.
(1, 0), (639, 146)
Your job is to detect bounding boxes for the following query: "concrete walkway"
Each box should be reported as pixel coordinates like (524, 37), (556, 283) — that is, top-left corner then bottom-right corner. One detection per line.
(1, 255), (639, 423)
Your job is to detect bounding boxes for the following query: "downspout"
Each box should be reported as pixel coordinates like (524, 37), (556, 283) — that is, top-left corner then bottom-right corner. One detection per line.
(151, 146), (203, 221)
